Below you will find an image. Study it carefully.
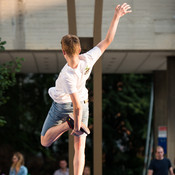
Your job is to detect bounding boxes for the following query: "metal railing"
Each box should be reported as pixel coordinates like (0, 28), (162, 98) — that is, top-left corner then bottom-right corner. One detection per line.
(142, 83), (154, 175)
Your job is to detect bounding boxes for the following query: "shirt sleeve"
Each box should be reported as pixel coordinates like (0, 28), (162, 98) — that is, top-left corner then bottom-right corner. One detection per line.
(81, 46), (102, 66)
(167, 159), (172, 169)
(18, 166), (28, 175)
(148, 160), (154, 170)
(9, 169), (14, 175)
(62, 74), (78, 94)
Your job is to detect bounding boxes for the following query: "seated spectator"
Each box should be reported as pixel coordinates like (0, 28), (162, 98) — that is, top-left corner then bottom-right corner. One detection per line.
(83, 165), (91, 175)
(9, 152), (28, 175)
(53, 159), (69, 175)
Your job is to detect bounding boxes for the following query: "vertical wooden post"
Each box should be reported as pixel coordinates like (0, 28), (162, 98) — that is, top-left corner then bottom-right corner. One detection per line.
(93, 0), (103, 174)
(67, 0), (77, 174)
(153, 71), (167, 151)
(67, 0), (77, 35)
(167, 57), (175, 167)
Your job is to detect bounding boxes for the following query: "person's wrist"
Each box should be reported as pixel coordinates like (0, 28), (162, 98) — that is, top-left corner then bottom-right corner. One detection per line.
(74, 128), (79, 132)
(114, 13), (120, 20)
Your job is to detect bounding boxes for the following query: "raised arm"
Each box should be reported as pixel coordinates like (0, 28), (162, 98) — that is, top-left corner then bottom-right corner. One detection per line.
(97, 3), (132, 54)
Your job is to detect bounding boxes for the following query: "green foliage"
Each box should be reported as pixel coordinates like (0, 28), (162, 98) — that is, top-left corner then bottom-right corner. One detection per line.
(101, 74), (152, 175)
(0, 57), (24, 106)
(0, 74), (67, 175)
(0, 38), (24, 126)
(0, 37), (6, 50)
(0, 73), (152, 175)
(0, 116), (7, 126)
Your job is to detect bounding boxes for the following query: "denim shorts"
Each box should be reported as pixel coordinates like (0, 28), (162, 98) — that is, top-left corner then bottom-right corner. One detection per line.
(41, 101), (89, 136)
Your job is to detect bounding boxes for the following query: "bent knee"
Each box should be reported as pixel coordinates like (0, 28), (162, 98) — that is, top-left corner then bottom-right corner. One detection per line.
(40, 136), (51, 147)
(41, 141), (50, 148)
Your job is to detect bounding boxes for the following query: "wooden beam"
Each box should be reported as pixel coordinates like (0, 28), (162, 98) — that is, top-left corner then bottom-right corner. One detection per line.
(79, 37), (93, 52)
(153, 71), (167, 152)
(93, 0), (103, 175)
(93, 0), (103, 46)
(67, 0), (77, 174)
(67, 0), (77, 35)
(167, 57), (175, 167)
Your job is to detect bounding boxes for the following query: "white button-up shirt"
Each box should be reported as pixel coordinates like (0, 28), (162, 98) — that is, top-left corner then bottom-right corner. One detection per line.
(49, 46), (102, 103)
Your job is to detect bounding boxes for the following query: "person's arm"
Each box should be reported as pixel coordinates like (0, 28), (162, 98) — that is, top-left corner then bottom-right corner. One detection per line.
(147, 169), (153, 175)
(18, 166), (28, 175)
(169, 167), (174, 175)
(97, 3), (132, 54)
(69, 93), (83, 136)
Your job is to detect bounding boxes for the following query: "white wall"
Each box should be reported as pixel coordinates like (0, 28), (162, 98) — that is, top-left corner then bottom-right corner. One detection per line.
(0, 0), (175, 50)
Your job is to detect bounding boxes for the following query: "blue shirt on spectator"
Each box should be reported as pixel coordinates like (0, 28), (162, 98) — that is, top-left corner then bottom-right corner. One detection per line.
(9, 165), (28, 175)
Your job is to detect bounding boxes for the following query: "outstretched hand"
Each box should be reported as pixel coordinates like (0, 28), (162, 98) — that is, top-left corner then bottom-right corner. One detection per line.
(115, 3), (132, 18)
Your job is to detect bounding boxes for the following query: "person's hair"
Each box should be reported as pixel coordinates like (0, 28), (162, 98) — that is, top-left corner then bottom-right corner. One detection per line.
(156, 146), (164, 152)
(11, 152), (25, 171)
(59, 159), (67, 162)
(61, 34), (81, 56)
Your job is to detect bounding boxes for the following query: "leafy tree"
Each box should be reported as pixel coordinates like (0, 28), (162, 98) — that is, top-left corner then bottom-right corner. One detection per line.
(0, 69), (152, 174)
(0, 38), (23, 126)
(0, 73), (68, 175)
(102, 74), (152, 175)
(76, 74), (152, 175)
(0, 37), (6, 50)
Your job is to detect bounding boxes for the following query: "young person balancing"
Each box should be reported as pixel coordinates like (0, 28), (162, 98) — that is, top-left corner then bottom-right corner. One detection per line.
(41, 3), (131, 175)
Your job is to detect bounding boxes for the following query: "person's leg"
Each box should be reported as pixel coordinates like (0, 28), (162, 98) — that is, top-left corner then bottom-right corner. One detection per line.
(73, 136), (86, 175)
(41, 122), (70, 147)
(40, 101), (89, 147)
(41, 101), (73, 147)
(72, 100), (89, 174)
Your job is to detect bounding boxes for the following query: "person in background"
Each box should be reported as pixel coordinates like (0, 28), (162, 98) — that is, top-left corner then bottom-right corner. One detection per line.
(9, 152), (28, 175)
(83, 165), (91, 175)
(53, 159), (69, 175)
(147, 146), (174, 175)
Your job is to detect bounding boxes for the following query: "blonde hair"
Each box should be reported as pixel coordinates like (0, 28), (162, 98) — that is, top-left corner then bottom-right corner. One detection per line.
(11, 152), (25, 172)
(61, 34), (81, 56)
